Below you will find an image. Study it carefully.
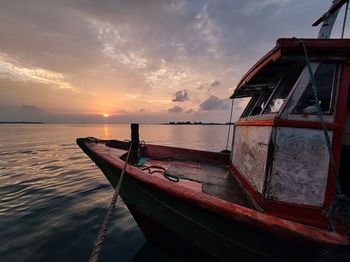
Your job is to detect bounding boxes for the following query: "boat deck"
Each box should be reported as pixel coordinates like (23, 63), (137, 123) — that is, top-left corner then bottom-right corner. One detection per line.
(93, 140), (257, 210)
(138, 157), (256, 209)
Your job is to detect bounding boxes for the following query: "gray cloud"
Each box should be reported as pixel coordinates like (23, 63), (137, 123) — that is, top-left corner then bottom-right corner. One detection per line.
(0, 78), (95, 113)
(198, 80), (220, 93)
(168, 105), (183, 113)
(185, 108), (195, 114)
(0, 0), (334, 123)
(21, 105), (42, 111)
(199, 96), (230, 111)
(210, 80), (220, 87)
(208, 80), (221, 93)
(0, 1), (328, 79)
(172, 89), (189, 102)
(197, 84), (205, 90)
(0, 104), (50, 122)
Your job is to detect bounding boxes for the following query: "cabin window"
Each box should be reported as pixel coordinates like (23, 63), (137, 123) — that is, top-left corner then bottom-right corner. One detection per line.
(241, 91), (272, 117)
(235, 61), (306, 118)
(249, 92), (272, 116)
(263, 68), (303, 114)
(293, 63), (338, 114)
(241, 97), (257, 117)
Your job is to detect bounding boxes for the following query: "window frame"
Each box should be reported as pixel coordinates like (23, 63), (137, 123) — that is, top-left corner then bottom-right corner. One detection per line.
(291, 63), (340, 116)
(262, 67), (304, 115)
(278, 62), (342, 123)
(240, 91), (273, 118)
(239, 71), (301, 119)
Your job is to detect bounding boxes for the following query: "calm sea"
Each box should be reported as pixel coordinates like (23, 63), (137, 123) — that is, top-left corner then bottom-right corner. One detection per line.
(0, 124), (231, 262)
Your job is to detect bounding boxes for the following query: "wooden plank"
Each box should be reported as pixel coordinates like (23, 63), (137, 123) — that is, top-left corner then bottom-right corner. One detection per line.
(167, 162), (255, 208)
(232, 126), (272, 193)
(166, 163), (230, 187)
(202, 182), (253, 208)
(266, 127), (332, 206)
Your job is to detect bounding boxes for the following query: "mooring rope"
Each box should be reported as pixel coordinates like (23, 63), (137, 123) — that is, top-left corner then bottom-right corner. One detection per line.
(89, 143), (132, 262)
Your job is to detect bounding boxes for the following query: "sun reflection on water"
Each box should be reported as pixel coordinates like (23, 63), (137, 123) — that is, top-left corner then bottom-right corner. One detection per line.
(103, 124), (110, 138)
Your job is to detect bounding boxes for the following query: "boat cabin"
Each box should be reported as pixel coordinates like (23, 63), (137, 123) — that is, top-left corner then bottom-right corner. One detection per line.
(230, 38), (350, 227)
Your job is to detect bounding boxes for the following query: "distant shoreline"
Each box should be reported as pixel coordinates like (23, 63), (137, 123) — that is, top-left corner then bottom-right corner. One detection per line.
(0, 121), (45, 124)
(162, 121), (233, 125)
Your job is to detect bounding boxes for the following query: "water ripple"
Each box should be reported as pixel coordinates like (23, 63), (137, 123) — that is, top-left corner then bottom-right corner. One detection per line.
(0, 124), (229, 261)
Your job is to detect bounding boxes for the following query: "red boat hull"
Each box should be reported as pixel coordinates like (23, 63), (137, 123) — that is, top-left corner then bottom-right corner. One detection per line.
(76, 138), (349, 261)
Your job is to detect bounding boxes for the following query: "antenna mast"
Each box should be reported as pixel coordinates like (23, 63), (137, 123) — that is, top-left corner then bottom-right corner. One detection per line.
(312, 0), (349, 39)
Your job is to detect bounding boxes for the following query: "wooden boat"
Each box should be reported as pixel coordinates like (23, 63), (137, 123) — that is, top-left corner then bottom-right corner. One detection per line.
(77, 1), (350, 261)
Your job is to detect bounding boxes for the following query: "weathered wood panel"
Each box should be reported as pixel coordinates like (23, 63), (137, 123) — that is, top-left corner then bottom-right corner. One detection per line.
(266, 127), (332, 206)
(232, 126), (272, 193)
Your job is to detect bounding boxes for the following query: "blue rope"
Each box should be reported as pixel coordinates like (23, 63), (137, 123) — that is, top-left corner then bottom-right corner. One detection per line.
(297, 38), (350, 235)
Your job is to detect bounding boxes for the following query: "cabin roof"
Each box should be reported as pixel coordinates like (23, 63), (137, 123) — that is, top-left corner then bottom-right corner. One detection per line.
(231, 38), (350, 98)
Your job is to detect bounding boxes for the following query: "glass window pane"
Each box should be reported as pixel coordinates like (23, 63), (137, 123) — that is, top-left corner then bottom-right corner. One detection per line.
(249, 92), (272, 116)
(237, 97), (253, 118)
(293, 63), (336, 114)
(264, 69), (302, 114)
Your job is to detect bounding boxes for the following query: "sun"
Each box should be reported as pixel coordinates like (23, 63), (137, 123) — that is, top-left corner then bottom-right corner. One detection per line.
(103, 113), (109, 118)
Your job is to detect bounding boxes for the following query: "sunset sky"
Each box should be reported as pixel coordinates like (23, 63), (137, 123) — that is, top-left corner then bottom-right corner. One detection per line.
(0, 0), (348, 123)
